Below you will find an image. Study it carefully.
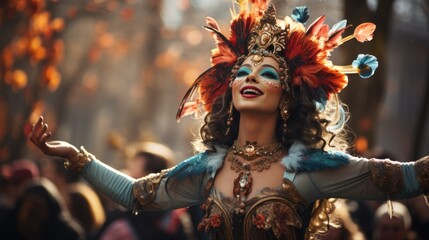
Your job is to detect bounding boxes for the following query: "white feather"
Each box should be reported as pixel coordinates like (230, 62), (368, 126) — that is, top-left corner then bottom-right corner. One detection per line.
(281, 142), (307, 171)
(206, 146), (228, 177)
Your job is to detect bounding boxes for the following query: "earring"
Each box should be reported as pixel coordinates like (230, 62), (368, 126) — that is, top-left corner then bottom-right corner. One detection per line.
(226, 102), (234, 135)
(279, 98), (290, 135)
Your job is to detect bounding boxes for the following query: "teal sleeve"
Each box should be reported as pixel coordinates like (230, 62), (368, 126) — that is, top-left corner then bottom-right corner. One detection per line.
(293, 157), (422, 202)
(401, 162), (420, 195)
(80, 159), (135, 210)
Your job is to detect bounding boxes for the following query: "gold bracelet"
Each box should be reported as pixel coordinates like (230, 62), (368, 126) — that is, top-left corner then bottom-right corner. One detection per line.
(64, 146), (94, 173)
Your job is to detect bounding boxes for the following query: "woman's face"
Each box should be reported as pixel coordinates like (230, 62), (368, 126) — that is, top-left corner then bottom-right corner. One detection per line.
(232, 56), (283, 115)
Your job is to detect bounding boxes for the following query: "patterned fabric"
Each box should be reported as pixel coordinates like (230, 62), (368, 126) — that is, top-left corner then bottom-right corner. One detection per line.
(368, 159), (404, 197)
(198, 179), (309, 240)
(133, 168), (172, 207)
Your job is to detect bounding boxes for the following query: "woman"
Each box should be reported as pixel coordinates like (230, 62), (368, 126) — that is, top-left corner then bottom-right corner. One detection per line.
(29, 1), (428, 239)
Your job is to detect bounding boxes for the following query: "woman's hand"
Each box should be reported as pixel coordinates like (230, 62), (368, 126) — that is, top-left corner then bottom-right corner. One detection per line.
(29, 116), (79, 160)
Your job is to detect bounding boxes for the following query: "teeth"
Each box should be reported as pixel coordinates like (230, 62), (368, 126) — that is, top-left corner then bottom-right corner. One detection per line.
(243, 89), (261, 95)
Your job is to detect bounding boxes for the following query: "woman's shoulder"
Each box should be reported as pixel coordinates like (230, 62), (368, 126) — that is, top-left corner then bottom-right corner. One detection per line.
(281, 142), (352, 173)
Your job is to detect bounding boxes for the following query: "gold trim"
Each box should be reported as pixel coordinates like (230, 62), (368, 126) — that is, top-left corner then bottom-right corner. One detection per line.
(132, 168), (172, 208)
(212, 198), (234, 240)
(64, 146), (94, 173)
(305, 198), (338, 240)
(244, 196), (302, 239)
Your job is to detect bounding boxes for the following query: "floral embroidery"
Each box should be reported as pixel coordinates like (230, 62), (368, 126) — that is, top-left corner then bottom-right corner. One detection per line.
(198, 214), (222, 232)
(253, 213), (267, 229)
(198, 218), (211, 232)
(210, 214), (221, 227)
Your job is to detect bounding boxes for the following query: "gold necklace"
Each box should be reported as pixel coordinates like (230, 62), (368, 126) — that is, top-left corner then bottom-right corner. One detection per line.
(228, 141), (283, 214)
(230, 140), (282, 161)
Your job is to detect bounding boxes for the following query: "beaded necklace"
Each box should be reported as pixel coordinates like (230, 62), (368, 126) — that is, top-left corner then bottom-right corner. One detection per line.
(228, 140), (283, 214)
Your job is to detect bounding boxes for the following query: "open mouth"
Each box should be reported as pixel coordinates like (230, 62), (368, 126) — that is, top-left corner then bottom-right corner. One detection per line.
(240, 86), (264, 97)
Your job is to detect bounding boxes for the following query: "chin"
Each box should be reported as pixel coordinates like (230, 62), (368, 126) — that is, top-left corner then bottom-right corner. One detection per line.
(235, 105), (278, 115)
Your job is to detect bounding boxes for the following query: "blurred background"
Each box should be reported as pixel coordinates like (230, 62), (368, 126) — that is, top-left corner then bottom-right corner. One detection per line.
(0, 0), (429, 240)
(0, 0), (428, 165)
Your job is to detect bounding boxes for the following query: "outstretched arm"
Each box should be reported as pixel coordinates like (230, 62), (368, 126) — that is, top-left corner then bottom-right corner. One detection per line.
(29, 116), (208, 212)
(29, 116), (136, 208)
(296, 155), (429, 202)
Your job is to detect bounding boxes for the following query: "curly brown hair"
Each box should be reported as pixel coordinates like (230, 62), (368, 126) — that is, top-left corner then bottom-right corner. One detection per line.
(195, 82), (349, 153)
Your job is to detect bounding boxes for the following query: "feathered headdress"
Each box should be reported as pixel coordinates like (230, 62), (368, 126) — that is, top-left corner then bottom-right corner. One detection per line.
(176, 0), (378, 120)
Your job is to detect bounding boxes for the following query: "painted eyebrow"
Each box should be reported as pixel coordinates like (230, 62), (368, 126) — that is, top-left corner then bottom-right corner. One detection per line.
(260, 64), (279, 72)
(240, 63), (252, 69)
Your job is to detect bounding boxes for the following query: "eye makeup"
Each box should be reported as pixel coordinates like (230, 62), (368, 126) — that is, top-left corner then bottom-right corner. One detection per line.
(259, 67), (280, 80)
(236, 66), (251, 78)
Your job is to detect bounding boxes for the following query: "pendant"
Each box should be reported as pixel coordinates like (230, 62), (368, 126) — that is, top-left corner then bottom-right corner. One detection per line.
(239, 173), (249, 188)
(233, 171), (253, 215)
(244, 142), (255, 154)
(233, 172), (252, 198)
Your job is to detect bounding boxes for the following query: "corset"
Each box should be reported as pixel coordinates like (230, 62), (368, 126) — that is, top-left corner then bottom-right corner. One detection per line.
(198, 178), (313, 240)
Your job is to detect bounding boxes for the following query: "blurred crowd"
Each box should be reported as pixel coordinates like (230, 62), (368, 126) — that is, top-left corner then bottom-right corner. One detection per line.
(0, 145), (428, 240)
(0, 142), (204, 240)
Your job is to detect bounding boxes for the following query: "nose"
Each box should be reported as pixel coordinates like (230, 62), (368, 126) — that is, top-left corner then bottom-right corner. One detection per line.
(245, 73), (258, 83)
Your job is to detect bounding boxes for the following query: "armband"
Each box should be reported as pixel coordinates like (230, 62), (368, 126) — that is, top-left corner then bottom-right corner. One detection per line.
(132, 168), (171, 207)
(64, 146), (94, 173)
(368, 159), (404, 196)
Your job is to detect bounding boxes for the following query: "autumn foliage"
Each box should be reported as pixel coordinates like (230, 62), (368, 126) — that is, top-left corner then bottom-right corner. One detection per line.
(0, 0), (136, 162)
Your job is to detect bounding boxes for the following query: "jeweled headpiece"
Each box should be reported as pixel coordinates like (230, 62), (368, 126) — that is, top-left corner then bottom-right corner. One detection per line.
(247, 5), (287, 66)
(176, 0), (378, 120)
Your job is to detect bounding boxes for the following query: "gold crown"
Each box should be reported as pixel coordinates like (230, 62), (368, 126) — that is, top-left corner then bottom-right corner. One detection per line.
(247, 5), (288, 67)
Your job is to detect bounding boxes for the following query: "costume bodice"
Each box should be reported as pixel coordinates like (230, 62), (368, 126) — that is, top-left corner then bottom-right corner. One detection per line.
(198, 178), (312, 240)
(129, 146), (423, 239)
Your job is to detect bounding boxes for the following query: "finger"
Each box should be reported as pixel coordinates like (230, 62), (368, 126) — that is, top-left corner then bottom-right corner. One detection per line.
(39, 133), (53, 154)
(30, 117), (45, 139)
(33, 123), (47, 143)
(38, 130), (51, 143)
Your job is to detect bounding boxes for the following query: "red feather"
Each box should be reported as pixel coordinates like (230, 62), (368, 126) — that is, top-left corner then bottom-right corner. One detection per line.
(199, 64), (233, 111)
(176, 64), (233, 120)
(317, 24), (329, 40)
(178, 101), (200, 119)
(292, 65), (324, 88)
(316, 67), (348, 94)
(306, 15), (326, 37)
(229, 12), (259, 55)
(286, 31), (319, 62)
(325, 28), (347, 50)
(204, 25), (238, 65)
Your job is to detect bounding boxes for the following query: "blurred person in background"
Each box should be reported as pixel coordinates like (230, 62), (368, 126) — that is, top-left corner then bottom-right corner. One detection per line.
(0, 159), (41, 233)
(3, 177), (85, 240)
(2, 159), (40, 206)
(96, 141), (194, 240)
(373, 201), (417, 240)
(405, 196), (429, 240)
(69, 182), (106, 239)
(40, 156), (78, 208)
(41, 157), (106, 239)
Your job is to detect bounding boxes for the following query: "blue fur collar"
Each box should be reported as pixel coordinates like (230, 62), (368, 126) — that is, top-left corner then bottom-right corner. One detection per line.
(167, 142), (350, 179)
(281, 142), (350, 172)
